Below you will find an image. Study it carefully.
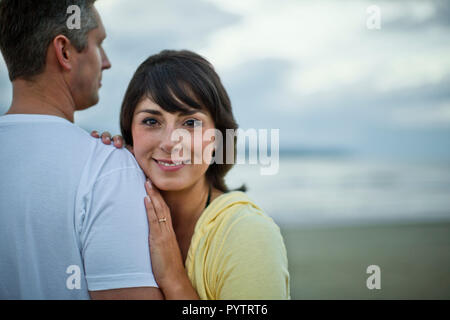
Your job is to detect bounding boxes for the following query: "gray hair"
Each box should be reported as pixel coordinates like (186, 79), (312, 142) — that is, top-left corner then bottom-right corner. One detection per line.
(0, 0), (98, 81)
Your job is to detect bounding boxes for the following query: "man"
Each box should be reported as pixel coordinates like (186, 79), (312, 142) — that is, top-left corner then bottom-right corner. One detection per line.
(0, 0), (163, 299)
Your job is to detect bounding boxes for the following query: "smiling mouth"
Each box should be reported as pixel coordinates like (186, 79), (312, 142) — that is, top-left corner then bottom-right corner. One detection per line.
(153, 159), (191, 167)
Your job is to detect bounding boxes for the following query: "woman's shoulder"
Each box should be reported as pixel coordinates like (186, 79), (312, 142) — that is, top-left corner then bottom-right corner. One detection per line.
(188, 191), (290, 300)
(210, 193), (288, 277)
(227, 207), (282, 243)
(192, 191), (284, 254)
(206, 191), (282, 241)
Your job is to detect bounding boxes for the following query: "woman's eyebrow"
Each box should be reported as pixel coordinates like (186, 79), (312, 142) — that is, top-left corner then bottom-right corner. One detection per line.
(137, 109), (162, 116)
(181, 109), (207, 116)
(136, 108), (207, 116)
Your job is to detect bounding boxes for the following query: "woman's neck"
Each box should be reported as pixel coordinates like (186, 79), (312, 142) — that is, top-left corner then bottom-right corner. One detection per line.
(160, 179), (210, 232)
(160, 179), (224, 262)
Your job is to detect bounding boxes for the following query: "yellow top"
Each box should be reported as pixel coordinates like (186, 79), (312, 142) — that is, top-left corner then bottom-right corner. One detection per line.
(185, 191), (290, 300)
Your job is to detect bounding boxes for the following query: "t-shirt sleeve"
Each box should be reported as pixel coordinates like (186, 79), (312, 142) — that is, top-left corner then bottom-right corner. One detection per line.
(215, 212), (290, 299)
(79, 166), (158, 291)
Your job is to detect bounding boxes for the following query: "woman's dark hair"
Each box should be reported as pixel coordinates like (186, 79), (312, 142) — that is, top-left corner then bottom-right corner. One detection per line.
(120, 50), (246, 193)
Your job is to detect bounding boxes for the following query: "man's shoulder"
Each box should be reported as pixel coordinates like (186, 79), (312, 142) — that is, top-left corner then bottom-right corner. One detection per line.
(80, 139), (144, 186)
(92, 140), (140, 172)
(75, 140), (146, 212)
(77, 141), (146, 196)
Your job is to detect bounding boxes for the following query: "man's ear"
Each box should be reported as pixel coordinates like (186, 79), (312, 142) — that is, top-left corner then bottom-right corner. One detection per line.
(53, 35), (73, 71)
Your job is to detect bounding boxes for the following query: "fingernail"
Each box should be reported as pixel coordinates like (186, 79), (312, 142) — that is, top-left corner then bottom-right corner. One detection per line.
(145, 195), (151, 203)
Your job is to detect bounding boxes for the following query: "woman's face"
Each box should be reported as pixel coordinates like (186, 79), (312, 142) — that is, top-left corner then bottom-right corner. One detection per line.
(131, 97), (216, 191)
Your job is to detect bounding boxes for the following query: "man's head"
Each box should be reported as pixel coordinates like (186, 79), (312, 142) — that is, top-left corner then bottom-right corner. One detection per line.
(0, 0), (111, 110)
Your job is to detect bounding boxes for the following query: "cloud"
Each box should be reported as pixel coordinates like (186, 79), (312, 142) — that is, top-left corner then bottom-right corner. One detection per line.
(97, 0), (240, 49)
(221, 58), (294, 122)
(76, 0), (450, 158)
(74, 0), (240, 133)
(391, 103), (450, 128)
(201, 0), (450, 97)
(1, 0), (449, 160)
(382, 0), (450, 30)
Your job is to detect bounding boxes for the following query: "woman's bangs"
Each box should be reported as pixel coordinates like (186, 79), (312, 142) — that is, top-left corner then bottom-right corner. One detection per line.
(144, 65), (207, 115)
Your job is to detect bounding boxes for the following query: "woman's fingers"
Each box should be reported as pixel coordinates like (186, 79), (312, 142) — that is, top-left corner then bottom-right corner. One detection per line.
(112, 135), (124, 148)
(145, 180), (167, 227)
(145, 181), (172, 225)
(91, 130), (100, 138)
(143, 180), (187, 291)
(90, 131), (124, 149)
(144, 194), (162, 237)
(145, 181), (174, 233)
(101, 131), (112, 145)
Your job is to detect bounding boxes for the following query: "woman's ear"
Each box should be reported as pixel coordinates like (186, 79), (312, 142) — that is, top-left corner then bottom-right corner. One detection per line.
(53, 35), (73, 71)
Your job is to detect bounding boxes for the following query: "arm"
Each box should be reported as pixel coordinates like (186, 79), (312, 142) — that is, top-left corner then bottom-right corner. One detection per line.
(80, 159), (163, 299)
(91, 131), (198, 299)
(90, 287), (163, 300)
(143, 181), (200, 300)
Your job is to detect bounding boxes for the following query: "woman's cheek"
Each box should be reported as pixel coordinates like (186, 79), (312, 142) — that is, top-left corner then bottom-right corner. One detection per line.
(202, 140), (215, 165)
(191, 136), (206, 164)
(132, 146), (149, 173)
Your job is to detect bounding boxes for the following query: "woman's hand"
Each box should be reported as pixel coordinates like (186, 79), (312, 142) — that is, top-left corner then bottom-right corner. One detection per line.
(144, 180), (199, 300)
(91, 130), (134, 154)
(91, 130), (124, 148)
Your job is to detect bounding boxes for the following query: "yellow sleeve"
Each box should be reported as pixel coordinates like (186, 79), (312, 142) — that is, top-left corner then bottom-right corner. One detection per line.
(214, 211), (290, 299)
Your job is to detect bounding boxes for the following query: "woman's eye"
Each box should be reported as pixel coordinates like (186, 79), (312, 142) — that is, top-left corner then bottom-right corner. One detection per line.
(143, 118), (158, 126)
(184, 119), (202, 128)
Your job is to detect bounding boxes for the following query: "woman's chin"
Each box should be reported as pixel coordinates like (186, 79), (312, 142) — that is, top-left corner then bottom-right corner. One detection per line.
(148, 177), (188, 192)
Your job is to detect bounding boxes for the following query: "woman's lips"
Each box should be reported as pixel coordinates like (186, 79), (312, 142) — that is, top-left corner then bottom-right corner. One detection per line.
(153, 158), (186, 172)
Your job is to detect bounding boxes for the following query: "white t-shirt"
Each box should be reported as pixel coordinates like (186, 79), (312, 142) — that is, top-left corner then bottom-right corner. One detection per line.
(0, 114), (157, 299)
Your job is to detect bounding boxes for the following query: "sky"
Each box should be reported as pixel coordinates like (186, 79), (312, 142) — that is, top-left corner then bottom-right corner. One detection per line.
(1, 0), (449, 160)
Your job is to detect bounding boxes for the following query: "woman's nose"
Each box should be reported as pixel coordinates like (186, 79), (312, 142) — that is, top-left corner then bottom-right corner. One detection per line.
(159, 128), (184, 155)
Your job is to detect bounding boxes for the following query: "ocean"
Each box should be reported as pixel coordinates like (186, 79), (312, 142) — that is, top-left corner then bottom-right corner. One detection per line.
(226, 155), (450, 227)
(226, 155), (450, 298)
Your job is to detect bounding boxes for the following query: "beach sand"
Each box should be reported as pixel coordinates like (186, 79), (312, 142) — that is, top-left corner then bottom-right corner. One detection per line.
(281, 221), (450, 299)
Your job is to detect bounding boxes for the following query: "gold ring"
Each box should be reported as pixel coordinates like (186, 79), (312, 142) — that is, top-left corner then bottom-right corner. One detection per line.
(158, 217), (167, 223)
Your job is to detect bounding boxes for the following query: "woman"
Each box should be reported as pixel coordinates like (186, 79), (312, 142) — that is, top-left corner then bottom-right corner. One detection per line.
(94, 50), (289, 299)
